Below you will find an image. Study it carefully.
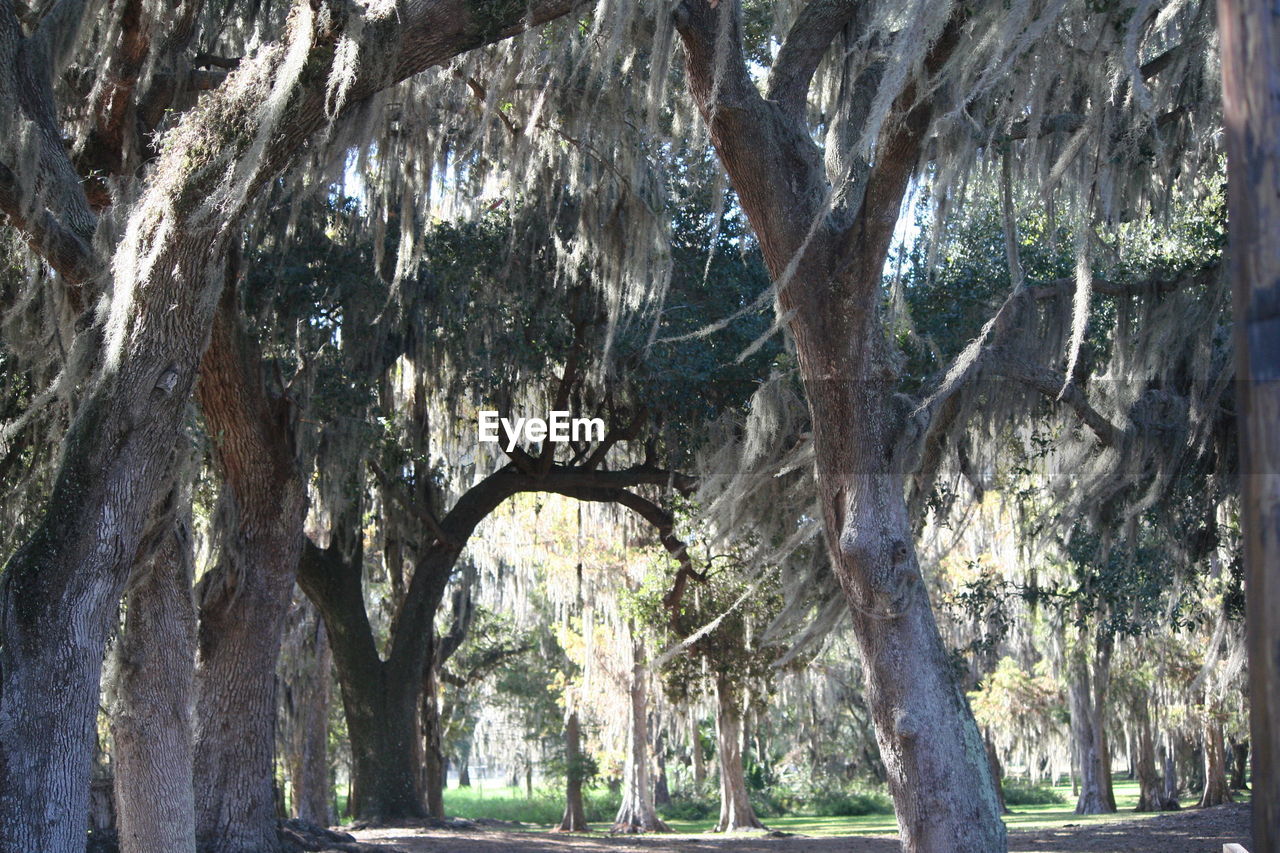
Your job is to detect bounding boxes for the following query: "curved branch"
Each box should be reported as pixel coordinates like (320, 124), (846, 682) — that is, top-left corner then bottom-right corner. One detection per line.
(766, 0), (868, 116)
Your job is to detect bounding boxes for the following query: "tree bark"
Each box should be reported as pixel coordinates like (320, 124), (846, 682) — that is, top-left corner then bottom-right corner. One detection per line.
(612, 637), (669, 833)
(1198, 721), (1233, 807)
(1218, 0), (1280, 845)
(192, 279), (308, 853)
(713, 676), (765, 832)
(673, 3), (1005, 849)
(112, 506), (198, 853)
(557, 711), (590, 832)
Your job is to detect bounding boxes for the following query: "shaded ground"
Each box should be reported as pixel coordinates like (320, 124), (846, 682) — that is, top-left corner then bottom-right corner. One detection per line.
(351, 802), (1252, 853)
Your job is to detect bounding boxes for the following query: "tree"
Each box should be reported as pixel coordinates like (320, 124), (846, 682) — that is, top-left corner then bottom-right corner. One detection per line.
(0, 2), (584, 849)
(671, 4), (1005, 847)
(1218, 0), (1280, 846)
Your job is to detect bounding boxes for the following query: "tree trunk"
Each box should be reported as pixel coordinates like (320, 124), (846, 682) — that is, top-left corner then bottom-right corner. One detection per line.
(458, 743), (472, 788)
(713, 677), (765, 832)
(1218, 0), (1280, 845)
(1161, 735), (1180, 806)
(1198, 722), (1233, 807)
(612, 638), (669, 833)
(112, 509), (199, 853)
(1070, 636), (1115, 815)
(421, 654), (447, 820)
(1229, 738), (1249, 790)
(298, 539), (441, 821)
(281, 599), (334, 826)
(191, 274), (309, 853)
(691, 714), (706, 790)
(673, 6), (1005, 849)
(984, 730), (1010, 815)
(654, 728), (670, 807)
(1134, 700), (1170, 812)
(557, 711), (590, 832)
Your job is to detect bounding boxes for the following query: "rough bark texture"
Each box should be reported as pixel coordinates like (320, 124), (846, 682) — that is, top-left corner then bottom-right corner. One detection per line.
(673, 3), (1006, 850)
(1218, 0), (1280, 846)
(557, 712), (590, 832)
(713, 677), (765, 832)
(112, 507), (198, 853)
(192, 280), (308, 853)
(0, 1), (588, 848)
(612, 639), (669, 834)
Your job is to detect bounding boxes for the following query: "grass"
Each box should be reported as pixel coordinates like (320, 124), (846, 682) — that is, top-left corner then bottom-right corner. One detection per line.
(439, 775), (1249, 837)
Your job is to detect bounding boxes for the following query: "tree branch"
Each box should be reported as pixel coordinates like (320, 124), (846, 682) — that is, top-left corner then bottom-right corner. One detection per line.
(766, 0), (868, 116)
(986, 353), (1122, 447)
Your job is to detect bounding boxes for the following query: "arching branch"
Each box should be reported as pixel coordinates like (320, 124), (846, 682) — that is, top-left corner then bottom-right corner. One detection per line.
(766, 0), (868, 116)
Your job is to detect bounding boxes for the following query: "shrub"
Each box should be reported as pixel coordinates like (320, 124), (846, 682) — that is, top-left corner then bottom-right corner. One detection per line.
(660, 793), (716, 821)
(1001, 779), (1066, 806)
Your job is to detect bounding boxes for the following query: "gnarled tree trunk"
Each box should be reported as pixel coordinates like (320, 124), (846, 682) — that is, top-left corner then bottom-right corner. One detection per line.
(112, 502), (198, 853)
(673, 4), (1005, 849)
(192, 279), (308, 853)
(713, 676), (765, 832)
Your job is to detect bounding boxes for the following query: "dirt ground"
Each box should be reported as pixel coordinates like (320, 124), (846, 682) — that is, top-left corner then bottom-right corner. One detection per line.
(351, 803), (1252, 853)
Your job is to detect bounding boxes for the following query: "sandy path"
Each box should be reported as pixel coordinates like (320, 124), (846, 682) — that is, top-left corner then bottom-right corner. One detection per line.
(351, 802), (1251, 853)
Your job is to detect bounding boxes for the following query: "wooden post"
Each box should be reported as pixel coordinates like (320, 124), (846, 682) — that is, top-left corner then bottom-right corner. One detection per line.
(1218, 1), (1280, 850)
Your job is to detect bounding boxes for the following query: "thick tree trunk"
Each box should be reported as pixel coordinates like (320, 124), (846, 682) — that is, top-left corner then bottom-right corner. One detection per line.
(299, 539), (442, 820)
(713, 677), (765, 832)
(281, 599), (334, 826)
(673, 5), (1004, 850)
(1160, 735), (1180, 806)
(112, 508), (198, 853)
(612, 639), (669, 833)
(191, 276), (309, 853)
(557, 711), (590, 832)
(1218, 0), (1280, 846)
(1198, 722), (1233, 807)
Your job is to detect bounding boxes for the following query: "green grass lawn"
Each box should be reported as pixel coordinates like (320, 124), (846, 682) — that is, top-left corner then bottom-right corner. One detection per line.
(440, 776), (1247, 837)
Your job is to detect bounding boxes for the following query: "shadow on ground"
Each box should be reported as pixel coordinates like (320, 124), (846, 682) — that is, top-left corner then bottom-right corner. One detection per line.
(351, 802), (1251, 853)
